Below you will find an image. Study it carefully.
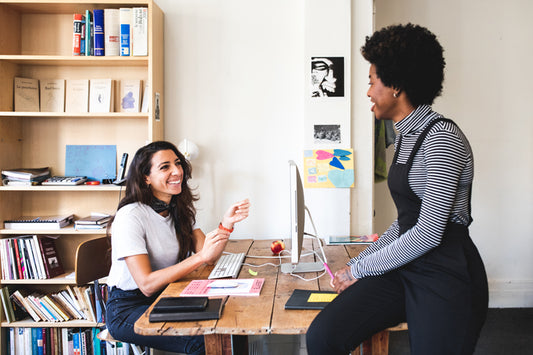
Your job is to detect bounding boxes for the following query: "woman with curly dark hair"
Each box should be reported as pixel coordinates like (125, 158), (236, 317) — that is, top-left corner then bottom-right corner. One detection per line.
(105, 141), (250, 354)
(306, 24), (488, 354)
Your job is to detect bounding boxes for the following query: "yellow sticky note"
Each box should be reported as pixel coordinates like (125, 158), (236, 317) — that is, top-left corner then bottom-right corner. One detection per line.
(307, 293), (337, 303)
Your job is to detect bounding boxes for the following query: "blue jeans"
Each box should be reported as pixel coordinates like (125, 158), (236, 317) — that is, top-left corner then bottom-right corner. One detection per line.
(106, 287), (205, 355)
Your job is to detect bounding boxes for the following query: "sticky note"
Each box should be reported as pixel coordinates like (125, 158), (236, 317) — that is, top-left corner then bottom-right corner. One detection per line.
(307, 293), (337, 303)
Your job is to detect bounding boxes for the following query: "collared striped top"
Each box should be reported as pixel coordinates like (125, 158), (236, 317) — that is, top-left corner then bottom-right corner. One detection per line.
(348, 105), (474, 279)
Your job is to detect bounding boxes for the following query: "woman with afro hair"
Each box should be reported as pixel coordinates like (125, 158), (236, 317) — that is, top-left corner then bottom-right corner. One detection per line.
(306, 24), (488, 355)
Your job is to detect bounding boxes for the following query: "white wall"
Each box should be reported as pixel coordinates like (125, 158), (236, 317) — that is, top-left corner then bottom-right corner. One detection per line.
(373, 0), (533, 307)
(157, 0), (532, 307)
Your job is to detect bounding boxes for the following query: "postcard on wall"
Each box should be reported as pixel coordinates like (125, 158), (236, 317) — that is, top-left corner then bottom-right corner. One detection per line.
(303, 149), (354, 188)
(310, 57), (344, 98)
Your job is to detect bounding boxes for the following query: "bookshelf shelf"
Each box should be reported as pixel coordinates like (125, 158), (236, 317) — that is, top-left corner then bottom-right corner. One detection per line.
(0, 0), (164, 349)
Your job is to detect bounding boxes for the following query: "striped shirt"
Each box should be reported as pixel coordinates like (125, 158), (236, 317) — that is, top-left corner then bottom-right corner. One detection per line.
(348, 105), (474, 279)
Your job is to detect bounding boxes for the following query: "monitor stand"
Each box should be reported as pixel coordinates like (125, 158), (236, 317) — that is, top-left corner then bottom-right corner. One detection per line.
(281, 261), (324, 274)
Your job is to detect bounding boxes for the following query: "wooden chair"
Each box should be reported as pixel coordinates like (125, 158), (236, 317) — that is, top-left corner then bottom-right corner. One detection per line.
(355, 322), (409, 355)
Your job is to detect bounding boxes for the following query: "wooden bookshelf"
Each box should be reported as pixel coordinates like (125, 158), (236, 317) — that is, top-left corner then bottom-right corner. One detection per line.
(0, 0), (164, 349)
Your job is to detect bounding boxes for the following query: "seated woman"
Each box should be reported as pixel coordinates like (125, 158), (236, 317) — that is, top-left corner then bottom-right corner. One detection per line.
(105, 141), (250, 355)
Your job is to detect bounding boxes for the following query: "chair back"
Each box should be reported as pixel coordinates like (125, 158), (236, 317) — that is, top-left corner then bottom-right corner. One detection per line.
(75, 236), (111, 286)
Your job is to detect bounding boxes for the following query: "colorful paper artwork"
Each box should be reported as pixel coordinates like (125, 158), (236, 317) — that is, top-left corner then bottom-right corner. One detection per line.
(304, 149), (354, 188)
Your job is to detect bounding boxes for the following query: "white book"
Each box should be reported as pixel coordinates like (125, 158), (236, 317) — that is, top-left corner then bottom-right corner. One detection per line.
(89, 79), (114, 113)
(40, 79), (65, 112)
(14, 77), (39, 112)
(120, 79), (141, 112)
(65, 79), (89, 113)
(132, 7), (148, 56)
(104, 9), (120, 56)
(141, 81), (150, 113)
(119, 8), (132, 56)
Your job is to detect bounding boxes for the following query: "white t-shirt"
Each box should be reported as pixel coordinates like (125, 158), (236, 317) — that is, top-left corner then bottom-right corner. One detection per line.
(106, 202), (194, 290)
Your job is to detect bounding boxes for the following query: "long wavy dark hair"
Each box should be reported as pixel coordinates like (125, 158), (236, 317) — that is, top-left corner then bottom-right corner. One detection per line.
(109, 141), (198, 261)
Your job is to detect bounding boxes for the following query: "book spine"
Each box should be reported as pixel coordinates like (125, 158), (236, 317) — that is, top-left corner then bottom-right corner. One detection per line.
(104, 9), (120, 56)
(120, 8), (131, 56)
(80, 15), (86, 55)
(13, 238), (24, 280)
(132, 7), (148, 56)
(93, 9), (105, 56)
(73, 14), (83, 56)
(85, 10), (92, 56)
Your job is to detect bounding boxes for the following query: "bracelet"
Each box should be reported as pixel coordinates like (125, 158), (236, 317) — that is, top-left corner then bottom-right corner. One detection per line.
(218, 222), (234, 233)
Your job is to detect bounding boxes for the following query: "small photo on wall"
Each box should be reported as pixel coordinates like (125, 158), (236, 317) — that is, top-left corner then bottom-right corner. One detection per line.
(310, 56), (344, 97)
(314, 124), (341, 144)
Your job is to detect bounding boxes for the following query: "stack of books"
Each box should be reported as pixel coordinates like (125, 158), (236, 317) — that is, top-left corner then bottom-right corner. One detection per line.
(74, 214), (111, 230)
(3, 214), (74, 230)
(1, 167), (51, 186)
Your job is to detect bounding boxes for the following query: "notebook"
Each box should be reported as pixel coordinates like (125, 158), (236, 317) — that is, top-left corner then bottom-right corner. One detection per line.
(284, 289), (338, 310)
(149, 297), (224, 322)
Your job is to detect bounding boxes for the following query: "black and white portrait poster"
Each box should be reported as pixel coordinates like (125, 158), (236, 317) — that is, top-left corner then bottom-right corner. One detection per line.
(311, 56), (345, 98)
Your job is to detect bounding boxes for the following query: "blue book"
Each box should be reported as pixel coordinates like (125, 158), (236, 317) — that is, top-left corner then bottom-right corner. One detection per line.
(72, 329), (81, 355)
(93, 9), (105, 56)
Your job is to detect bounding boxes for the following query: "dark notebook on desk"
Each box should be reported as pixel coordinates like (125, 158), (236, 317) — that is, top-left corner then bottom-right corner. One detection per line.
(149, 297), (224, 322)
(285, 289), (338, 310)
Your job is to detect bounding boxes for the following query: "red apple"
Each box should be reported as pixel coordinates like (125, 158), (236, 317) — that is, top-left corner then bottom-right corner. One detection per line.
(270, 240), (285, 254)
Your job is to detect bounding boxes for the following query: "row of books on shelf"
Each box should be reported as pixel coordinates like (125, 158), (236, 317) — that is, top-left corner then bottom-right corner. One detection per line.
(0, 235), (64, 281)
(74, 8), (148, 57)
(7, 327), (136, 355)
(13, 77), (148, 114)
(1, 284), (106, 324)
(1, 167), (51, 186)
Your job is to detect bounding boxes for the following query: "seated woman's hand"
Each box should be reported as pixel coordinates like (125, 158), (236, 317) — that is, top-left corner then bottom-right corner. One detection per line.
(199, 229), (230, 265)
(220, 199), (250, 230)
(332, 265), (359, 293)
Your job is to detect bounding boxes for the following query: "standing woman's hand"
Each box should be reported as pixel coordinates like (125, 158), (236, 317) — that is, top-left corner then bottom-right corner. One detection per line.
(220, 199), (251, 230)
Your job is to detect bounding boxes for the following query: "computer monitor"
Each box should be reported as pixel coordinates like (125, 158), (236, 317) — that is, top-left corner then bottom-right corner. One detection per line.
(280, 161), (324, 274)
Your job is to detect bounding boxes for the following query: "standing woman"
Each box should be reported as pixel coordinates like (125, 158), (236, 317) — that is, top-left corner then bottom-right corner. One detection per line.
(306, 24), (488, 354)
(105, 141), (250, 355)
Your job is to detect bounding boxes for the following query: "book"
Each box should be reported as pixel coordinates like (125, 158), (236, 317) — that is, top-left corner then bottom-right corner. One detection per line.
(119, 8), (132, 56)
(326, 233), (380, 245)
(65, 79), (89, 113)
(40, 79), (65, 112)
(93, 9), (105, 56)
(89, 79), (114, 113)
(104, 9), (120, 56)
(132, 7), (148, 56)
(1, 167), (50, 181)
(4, 215), (74, 230)
(72, 14), (83, 55)
(284, 289), (338, 310)
(149, 297), (224, 322)
(75, 214), (111, 225)
(180, 279), (265, 297)
(37, 236), (65, 278)
(141, 81), (149, 113)
(1, 287), (15, 322)
(14, 77), (40, 112)
(85, 10), (93, 56)
(120, 79), (141, 112)
(80, 15), (86, 55)
(152, 297), (208, 313)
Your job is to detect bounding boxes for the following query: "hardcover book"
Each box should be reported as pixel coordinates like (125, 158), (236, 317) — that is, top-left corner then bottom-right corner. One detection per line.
(132, 7), (148, 56)
(284, 289), (338, 310)
(119, 8), (132, 56)
(93, 9), (105, 56)
(149, 298), (224, 322)
(14, 77), (39, 112)
(37, 236), (65, 278)
(72, 14), (83, 55)
(89, 79), (114, 113)
(120, 79), (141, 112)
(65, 79), (89, 113)
(40, 79), (65, 112)
(85, 10), (93, 56)
(104, 9), (120, 56)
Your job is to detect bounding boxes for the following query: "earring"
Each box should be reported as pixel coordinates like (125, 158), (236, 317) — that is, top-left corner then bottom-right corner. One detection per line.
(393, 92), (399, 98)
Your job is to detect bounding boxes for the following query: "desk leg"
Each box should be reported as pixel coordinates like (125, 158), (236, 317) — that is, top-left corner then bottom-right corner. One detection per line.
(204, 334), (232, 355)
(357, 330), (389, 355)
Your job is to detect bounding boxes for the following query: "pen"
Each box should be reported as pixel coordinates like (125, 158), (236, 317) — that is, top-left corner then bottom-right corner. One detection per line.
(324, 262), (334, 280)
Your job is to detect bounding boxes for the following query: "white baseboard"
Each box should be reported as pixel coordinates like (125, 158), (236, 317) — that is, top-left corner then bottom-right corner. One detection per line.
(489, 280), (533, 308)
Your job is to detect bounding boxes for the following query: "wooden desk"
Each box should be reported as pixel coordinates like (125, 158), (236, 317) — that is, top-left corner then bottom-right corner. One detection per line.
(134, 239), (399, 355)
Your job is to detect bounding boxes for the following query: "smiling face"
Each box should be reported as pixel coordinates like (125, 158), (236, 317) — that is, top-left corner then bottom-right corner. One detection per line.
(144, 149), (183, 203)
(367, 64), (400, 121)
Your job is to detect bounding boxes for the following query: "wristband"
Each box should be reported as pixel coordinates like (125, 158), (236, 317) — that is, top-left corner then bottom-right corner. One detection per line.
(218, 223), (234, 233)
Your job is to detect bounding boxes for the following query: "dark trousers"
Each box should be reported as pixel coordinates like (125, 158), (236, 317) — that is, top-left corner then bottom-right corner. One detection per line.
(306, 225), (488, 355)
(106, 287), (205, 355)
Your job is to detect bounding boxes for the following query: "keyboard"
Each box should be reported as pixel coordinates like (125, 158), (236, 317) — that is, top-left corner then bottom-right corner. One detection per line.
(42, 176), (87, 185)
(208, 252), (246, 279)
